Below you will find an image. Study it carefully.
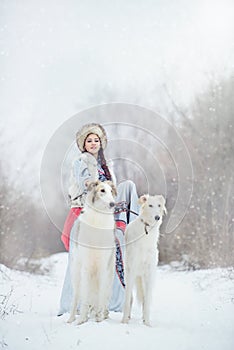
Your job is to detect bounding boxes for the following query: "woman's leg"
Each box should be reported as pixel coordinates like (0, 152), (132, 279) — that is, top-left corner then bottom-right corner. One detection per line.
(116, 180), (140, 223)
(57, 255), (72, 316)
(57, 218), (80, 316)
(109, 227), (125, 312)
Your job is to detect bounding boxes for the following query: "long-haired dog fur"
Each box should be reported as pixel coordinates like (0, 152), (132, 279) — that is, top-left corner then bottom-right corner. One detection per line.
(67, 180), (117, 325)
(122, 194), (167, 326)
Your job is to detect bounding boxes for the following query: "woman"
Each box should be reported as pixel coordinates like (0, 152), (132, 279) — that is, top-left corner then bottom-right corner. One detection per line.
(58, 123), (139, 316)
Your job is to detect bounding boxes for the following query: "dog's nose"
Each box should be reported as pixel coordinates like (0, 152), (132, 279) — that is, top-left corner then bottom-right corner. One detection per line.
(155, 215), (160, 221)
(109, 202), (115, 208)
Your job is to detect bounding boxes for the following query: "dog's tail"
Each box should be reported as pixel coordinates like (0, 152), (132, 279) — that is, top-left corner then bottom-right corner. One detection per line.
(135, 277), (144, 304)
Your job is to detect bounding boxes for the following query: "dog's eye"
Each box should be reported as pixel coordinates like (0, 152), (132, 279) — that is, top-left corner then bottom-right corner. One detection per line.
(100, 189), (105, 193)
(149, 204), (153, 208)
(158, 204), (161, 207)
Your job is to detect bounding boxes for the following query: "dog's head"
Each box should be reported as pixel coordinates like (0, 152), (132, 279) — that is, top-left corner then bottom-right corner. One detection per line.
(138, 194), (167, 225)
(86, 180), (117, 212)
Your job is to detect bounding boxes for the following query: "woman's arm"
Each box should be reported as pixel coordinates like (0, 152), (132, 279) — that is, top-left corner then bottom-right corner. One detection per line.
(73, 158), (91, 193)
(69, 153), (99, 202)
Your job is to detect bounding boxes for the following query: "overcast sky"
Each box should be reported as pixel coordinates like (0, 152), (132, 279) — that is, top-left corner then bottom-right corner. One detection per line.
(0, 0), (233, 192)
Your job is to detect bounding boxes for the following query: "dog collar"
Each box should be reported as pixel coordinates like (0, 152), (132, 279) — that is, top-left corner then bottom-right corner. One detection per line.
(140, 219), (150, 235)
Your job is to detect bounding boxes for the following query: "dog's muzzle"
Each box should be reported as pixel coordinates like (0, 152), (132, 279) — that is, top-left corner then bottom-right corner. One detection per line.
(155, 215), (160, 221)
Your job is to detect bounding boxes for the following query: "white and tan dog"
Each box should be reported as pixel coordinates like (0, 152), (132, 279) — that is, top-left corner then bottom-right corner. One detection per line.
(68, 180), (117, 325)
(122, 194), (167, 326)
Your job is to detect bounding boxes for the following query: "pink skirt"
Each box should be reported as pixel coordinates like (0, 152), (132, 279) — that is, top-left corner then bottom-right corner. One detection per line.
(61, 207), (83, 251)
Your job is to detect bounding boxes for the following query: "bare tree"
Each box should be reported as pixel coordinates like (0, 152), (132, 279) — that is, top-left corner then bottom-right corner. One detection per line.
(160, 76), (234, 268)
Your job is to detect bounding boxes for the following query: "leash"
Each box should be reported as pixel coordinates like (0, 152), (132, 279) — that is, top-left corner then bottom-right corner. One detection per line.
(114, 201), (139, 217)
(70, 195), (139, 217)
(115, 202), (155, 235)
(69, 198), (139, 216)
(68, 191), (86, 202)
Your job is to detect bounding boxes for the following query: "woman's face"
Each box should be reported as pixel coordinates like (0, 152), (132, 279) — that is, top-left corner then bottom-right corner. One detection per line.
(84, 133), (101, 157)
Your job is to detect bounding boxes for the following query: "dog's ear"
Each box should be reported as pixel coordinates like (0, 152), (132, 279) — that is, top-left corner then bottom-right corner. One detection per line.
(105, 181), (117, 197)
(86, 180), (100, 192)
(158, 195), (167, 215)
(138, 194), (149, 205)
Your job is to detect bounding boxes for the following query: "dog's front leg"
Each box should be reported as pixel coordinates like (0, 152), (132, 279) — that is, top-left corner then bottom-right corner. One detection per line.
(77, 269), (90, 325)
(67, 257), (80, 323)
(95, 251), (115, 322)
(95, 287), (105, 323)
(77, 303), (89, 325)
(142, 273), (153, 327)
(122, 273), (134, 324)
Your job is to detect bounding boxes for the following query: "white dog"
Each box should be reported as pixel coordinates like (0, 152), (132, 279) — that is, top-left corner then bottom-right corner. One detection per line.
(122, 194), (167, 326)
(67, 180), (117, 325)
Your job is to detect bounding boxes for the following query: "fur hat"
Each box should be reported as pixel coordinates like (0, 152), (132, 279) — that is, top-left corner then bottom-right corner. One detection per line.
(76, 123), (107, 152)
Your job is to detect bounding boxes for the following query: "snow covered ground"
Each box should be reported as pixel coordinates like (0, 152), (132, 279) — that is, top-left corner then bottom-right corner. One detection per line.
(0, 253), (233, 350)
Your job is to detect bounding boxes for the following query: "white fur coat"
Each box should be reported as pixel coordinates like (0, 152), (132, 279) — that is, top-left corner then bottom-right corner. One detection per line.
(68, 152), (116, 208)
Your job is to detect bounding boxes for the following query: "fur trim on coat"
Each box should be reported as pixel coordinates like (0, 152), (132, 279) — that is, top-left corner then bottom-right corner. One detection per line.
(68, 152), (116, 208)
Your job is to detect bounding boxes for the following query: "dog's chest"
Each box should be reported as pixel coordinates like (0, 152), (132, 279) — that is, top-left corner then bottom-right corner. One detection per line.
(136, 234), (159, 269)
(78, 220), (115, 248)
(80, 211), (115, 230)
(138, 237), (157, 258)
(126, 221), (159, 263)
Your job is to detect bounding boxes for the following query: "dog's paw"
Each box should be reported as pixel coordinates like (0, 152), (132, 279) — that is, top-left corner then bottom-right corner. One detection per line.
(67, 316), (75, 323)
(121, 317), (130, 324)
(77, 316), (88, 325)
(95, 315), (104, 323)
(103, 309), (109, 320)
(143, 319), (152, 327)
(95, 310), (105, 322)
